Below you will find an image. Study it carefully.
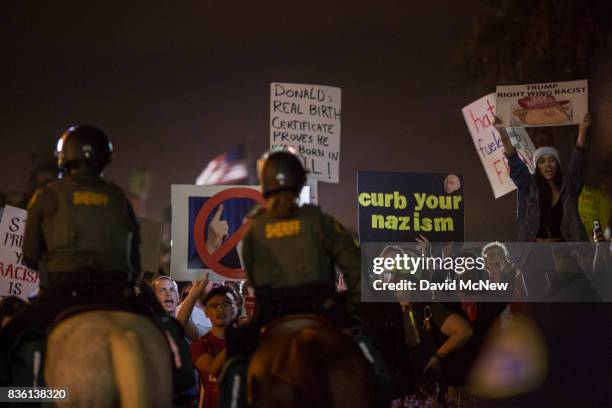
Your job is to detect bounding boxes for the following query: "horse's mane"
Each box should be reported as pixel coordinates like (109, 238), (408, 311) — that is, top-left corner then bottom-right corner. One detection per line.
(249, 314), (375, 408)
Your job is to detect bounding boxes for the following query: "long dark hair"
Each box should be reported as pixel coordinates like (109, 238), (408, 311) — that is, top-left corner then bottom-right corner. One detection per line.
(535, 159), (563, 220)
(267, 191), (299, 218)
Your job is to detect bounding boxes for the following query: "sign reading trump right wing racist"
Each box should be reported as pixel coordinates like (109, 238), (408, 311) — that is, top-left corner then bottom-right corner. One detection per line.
(495, 80), (588, 128)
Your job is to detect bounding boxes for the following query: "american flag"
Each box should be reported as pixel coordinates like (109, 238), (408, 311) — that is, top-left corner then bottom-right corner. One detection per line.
(196, 144), (249, 185)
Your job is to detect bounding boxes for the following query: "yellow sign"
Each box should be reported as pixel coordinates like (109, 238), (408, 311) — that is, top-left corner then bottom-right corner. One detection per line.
(72, 191), (109, 206)
(265, 220), (301, 239)
(578, 186), (610, 235)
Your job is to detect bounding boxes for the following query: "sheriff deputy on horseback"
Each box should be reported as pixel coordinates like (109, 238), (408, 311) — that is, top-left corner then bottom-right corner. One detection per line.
(0, 125), (142, 387)
(238, 149), (360, 331)
(243, 149), (361, 324)
(221, 149), (376, 407)
(25, 125), (141, 286)
(0, 126), (197, 405)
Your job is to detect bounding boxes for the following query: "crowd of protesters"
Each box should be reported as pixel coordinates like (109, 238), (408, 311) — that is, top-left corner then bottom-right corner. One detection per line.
(0, 111), (610, 408)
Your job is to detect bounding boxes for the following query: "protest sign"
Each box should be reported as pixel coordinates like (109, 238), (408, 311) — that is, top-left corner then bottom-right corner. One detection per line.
(270, 82), (341, 183)
(358, 171), (465, 242)
(462, 93), (537, 199)
(0, 205), (39, 300)
(578, 186), (610, 236)
(171, 185), (266, 282)
(138, 217), (163, 274)
(304, 174), (318, 205)
(495, 79), (588, 127)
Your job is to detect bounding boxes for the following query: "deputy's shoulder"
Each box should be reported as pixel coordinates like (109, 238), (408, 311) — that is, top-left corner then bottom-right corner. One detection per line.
(246, 204), (267, 220)
(104, 181), (128, 195)
(318, 212), (355, 239)
(45, 178), (69, 191)
(298, 204), (323, 216)
(100, 181), (134, 204)
(27, 185), (58, 209)
(297, 205), (343, 227)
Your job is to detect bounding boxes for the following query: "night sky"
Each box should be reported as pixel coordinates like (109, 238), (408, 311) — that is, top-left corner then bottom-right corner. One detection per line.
(0, 0), (572, 241)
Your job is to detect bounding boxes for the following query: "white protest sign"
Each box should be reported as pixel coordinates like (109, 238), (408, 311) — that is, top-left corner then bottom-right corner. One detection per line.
(304, 174), (318, 205)
(462, 94), (537, 199)
(0, 205), (40, 300)
(172, 183), (314, 282)
(496, 79), (588, 127)
(171, 185), (266, 282)
(270, 83), (341, 183)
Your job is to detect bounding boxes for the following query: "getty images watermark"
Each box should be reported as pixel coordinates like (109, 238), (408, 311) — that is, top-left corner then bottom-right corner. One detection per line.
(370, 252), (500, 291)
(361, 242), (611, 302)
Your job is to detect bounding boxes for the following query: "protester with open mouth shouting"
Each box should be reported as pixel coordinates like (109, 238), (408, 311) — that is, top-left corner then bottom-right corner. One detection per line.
(496, 113), (591, 243)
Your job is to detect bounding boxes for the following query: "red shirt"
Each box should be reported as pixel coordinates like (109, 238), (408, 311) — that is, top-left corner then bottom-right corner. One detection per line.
(190, 333), (226, 408)
(244, 295), (256, 320)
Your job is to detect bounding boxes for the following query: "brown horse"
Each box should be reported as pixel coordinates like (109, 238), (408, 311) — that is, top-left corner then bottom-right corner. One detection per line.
(44, 310), (173, 408)
(247, 314), (376, 408)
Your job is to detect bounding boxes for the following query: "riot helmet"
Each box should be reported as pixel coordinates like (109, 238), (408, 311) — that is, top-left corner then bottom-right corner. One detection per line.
(260, 149), (306, 198)
(56, 125), (113, 173)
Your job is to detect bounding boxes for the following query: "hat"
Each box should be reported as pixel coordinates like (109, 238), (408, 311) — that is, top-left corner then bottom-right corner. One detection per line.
(533, 146), (561, 168)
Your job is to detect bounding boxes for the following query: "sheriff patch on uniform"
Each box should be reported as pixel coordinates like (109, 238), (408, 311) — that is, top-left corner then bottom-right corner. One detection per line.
(265, 220), (301, 239)
(72, 191), (109, 206)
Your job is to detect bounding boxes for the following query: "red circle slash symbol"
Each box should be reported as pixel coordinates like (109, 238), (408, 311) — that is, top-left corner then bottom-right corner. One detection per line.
(193, 188), (267, 279)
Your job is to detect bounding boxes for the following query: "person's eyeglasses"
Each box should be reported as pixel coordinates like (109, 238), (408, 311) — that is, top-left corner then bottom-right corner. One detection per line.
(206, 302), (232, 310)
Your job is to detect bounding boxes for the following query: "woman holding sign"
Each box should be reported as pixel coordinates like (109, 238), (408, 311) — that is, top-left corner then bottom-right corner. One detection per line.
(496, 113), (591, 243)
(496, 114), (592, 298)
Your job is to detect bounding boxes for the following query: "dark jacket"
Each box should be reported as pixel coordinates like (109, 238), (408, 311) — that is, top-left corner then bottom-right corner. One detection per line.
(23, 170), (140, 282)
(508, 147), (588, 242)
(242, 204), (361, 312)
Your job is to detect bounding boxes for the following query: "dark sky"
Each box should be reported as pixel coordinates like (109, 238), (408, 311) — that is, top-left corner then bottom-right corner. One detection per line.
(1, 0), (527, 241)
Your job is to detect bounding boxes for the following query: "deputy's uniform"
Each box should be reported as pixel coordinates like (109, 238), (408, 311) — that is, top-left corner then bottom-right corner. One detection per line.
(0, 126), (143, 389)
(242, 203), (361, 323)
(23, 170), (140, 284)
(221, 151), (390, 408)
(221, 203), (363, 408)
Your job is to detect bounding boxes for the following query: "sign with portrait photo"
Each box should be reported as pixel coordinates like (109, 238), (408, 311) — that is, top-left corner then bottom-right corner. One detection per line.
(357, 171), (465, 243)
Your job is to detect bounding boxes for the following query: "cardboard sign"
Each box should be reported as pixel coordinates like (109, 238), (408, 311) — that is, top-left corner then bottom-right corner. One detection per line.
(358, 171), (465, 242)
(495, 79), (588, 127)
(171, 185), (266, 282)
(304, 174), (318, 205)
(138, 217), (163, 274)
(579, 186), (610, 236)
(270, 82), (341, 182)
(0, 205), (40, 300)
(462, 93), (537, 198)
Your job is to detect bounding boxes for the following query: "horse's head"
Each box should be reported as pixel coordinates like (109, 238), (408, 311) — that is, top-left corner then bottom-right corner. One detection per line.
(248, 314), (376, 408)
(45, 310), (173, 408)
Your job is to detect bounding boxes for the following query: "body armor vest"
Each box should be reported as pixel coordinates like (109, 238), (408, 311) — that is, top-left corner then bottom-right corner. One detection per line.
(246, 205), (334, 291)
(42, 177), (133, 274)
